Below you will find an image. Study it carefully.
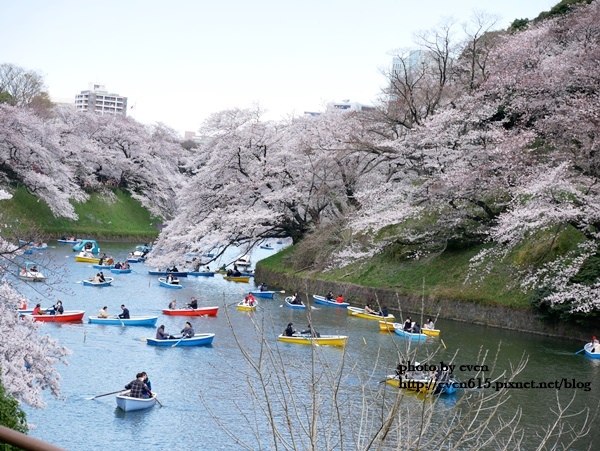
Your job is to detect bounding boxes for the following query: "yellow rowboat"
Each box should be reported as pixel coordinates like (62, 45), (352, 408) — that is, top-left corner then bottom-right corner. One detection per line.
(75, 255), (100, 263)
(348, 306), (394, 322)
(223, 276), (250, 283)
(277, 334), (348, 347)
(237, 301), (257, 311)
(422, 328), (440, 337)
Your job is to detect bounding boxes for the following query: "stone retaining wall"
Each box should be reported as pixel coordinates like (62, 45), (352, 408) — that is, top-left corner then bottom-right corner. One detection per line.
(256, 268), (595, 341)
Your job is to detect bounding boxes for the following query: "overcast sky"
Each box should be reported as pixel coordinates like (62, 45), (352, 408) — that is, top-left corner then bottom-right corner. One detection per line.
(0, 0), (557, 136)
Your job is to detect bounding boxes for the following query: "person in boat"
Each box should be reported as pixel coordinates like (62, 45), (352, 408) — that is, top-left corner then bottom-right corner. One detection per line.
(118, 304), (130, 319)
(204, 265), (210, 272)
(113, 261), (122, 269)
(168, 265), (179, 273)
(17, 300), (27, 310)
(166, 273), (179, 284)
(124, 373), (151, 399)
(336, 294), (345, 304)
(412, 322), (421, 334)
(364, 304), (376, 314)
(85, 242), (93, 250)
(219, 264), (227, 272)
(122, 261), (130, 269)
(284, 322), (297, 337)
(243, 293), (256, 306)
(180, 321), (195, 338)
(141, 248), (150, 258)
(259, 282), (268, 292)
(289, 293), (302, 305)
(156, 325), (169, 340)
(106, 257), (114, 265)
(32, 303), (46, 315)
(325, 291), (334, 301)
(141, 372), (152, 398)
(591, 336), (600, 353)
(98, 255), (105, 265)
(168, 299), (177, 310)
(423, 318), (435, 330)
(300, 324), (320, 338)
(187, 297), (198, 309)
(226, 269), (233, 277)
(403, 317), (412, 332)
(96, 272), (105, 283)
(377, 306), (389, 317)
(50, 300), (64, 315)
(232, 268), (242, 277)
(98, 306), (110, 318)
(31, 265), (38, 272)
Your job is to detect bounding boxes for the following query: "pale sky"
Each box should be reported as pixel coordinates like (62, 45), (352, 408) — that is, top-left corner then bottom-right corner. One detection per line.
(0, 0), (557, 136)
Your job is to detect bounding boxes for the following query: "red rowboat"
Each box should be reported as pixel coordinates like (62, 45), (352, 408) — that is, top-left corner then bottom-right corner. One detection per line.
(23, 310), (86, 322)
(161, 306), (219, 317)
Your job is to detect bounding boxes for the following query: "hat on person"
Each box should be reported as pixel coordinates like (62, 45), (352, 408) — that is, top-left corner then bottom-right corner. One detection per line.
(288, 322), (293, 327)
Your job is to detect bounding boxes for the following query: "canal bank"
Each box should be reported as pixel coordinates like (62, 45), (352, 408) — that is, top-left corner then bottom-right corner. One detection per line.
(255, 268), (595, 341)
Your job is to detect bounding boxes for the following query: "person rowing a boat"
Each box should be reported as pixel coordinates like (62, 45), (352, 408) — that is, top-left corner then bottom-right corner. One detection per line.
(403, 317), (412, 332)
(259, 282), (268, 292)
(186, 297), (198, 309)
(376, 305), (388, 317)
(289, 293), (302, 305)
(50, 300), (64, 315)
(364, 304), (376, 314)
(325, 291), (334, 301)
(119, 304), (130, 319)
(300, 324), (320, 338)
(180, 321), (195, 338)
(124, 373), (151, 399)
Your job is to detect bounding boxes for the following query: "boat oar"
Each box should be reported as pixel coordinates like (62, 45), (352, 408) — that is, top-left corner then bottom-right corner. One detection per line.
(575, 348), (586, 354)
(152, 393), (163, 407)
(86, 389), (123, 400)
(171, 336), (185, 348)
(441, 339), (447, 349)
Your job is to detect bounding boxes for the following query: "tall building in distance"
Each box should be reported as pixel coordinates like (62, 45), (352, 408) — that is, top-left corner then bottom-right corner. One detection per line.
(75, 83), (128, 116)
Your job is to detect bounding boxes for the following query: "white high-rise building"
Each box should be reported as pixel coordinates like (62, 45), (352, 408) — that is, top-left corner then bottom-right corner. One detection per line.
(75, 83), (128, 116)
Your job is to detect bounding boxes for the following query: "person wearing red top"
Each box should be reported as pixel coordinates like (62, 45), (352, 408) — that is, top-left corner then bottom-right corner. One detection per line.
(336, 294), (344, 304)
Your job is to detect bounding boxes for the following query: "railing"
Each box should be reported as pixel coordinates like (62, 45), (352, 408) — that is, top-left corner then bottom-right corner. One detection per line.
(0, 426), (65, 451)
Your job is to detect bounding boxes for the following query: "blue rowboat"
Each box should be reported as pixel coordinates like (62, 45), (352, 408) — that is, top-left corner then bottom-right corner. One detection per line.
(110, 268), (132, 274)
(148, 270), (189, 277)
(116, 391), (157, 411)
(146, 333), (215, 347)
(82, 277), (114, 287)
(284, 297), (306, 309)
(57, 239), (80, 244)
(312, 295), (349, 308)
(249, 290), (277, 299)
(88, 316), (158, 326)
(158, 277), (183, 289)
(259, 245), (274, 250)
(584, 342), (600, 359)
(188, 271), (215, 277)
(393, 325), (427, 341)
(93, 264), (113, 269)
(127, 257), (145, 263)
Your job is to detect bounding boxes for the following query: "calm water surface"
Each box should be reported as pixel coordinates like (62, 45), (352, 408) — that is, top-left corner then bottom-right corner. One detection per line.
(16, 243), (600, 450)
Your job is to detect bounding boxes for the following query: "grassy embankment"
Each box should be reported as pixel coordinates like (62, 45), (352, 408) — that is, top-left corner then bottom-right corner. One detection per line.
(257, 226), (586, 310)
(1, 186), (160, 240)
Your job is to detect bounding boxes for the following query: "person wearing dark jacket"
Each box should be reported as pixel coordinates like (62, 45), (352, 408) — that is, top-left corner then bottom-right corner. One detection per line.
(180, 322), (194, 338)
(284, 323), (296, 336)
(118, 304), (130, 319)
(156, 325), (168, 339)
(125, 373), (150, 399)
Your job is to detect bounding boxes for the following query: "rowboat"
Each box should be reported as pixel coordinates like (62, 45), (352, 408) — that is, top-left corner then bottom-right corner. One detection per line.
(278, 334), (348, 347)
(127, 257), (145, 263)
(23, 310), (85, 322)
(249, 290), (277, 299)
(223, 276), (250, 283)
(347, 306), (395, 322)
(158, 277), (183, 289)
(116, 391), (157, 411)
(260, 244), (274, 250)
(379, 320), (395, 331)
(284, 297), (306, 309)
(312, 295), (349, 308)
(385, 374), (458, 394)
(110, 268), (132, 274)
(584, 342), (600, 359)
(18, 262), (46, 282)
(148, 270), (189, 277)
(73, 239), (100, 254)
(74, 252), (100, 264)
(234, 255), (252, 267)
(188, 271), (215, 277)
(88, 316), (158, 326)
(82, 277), (114, 287)
(146, 333), (215, 347)
(162, 306), (219, 316)
(237, 301), (257, 311)
(93, 264), (113, 269)
(393, 325), (427, 341)
(57, 238), (80, 244)
(422, 328), (441, 337)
